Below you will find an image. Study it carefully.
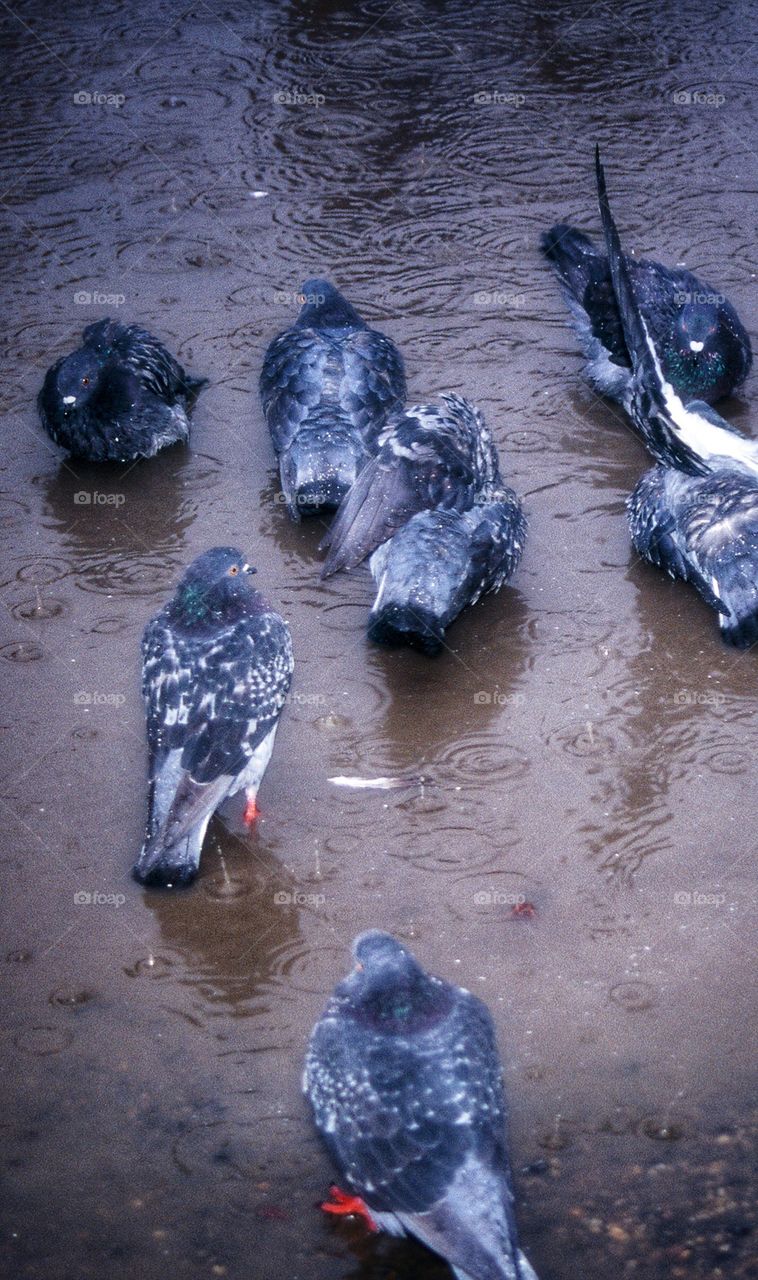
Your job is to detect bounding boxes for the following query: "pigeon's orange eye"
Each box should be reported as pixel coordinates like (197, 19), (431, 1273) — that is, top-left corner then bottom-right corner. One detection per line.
(81, 376), (90, 386)
(228, 565), (239, 576)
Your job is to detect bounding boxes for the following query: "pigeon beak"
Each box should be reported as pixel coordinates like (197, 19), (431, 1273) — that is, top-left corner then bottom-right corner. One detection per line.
(62, 395), (77, 405)
(689, 340), (705, 353)
(244, 564), (257, 575)
(354, 962), (363, 972)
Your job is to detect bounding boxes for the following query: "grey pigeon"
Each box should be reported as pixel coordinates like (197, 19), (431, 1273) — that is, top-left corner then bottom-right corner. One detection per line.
(133, 547), (293, 888)
(367, 480), (526, 654)
(259, 280), (406, 519)
(304, 931), (539, 1280)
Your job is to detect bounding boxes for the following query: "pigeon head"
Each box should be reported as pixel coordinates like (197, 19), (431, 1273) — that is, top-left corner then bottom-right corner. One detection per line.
(54, 348), (108, 411)
(171, 546), (260, 628)
(667, 302), (727, 395)
(53, 345), (137, 415)
(296, 279), (366, 331)
(338, 931), (453, 1034)
(676, 301), (720, 353)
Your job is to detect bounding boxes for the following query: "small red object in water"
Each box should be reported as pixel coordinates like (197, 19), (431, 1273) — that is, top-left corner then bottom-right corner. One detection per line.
(243, 796), (260, 826)
(320, 1184), (378, 1233)
(510, 901), (536, 920)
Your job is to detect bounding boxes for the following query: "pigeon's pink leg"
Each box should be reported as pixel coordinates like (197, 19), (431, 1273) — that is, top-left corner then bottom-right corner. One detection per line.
(320, 1184), (378, 1232)
(243, 793), (260, 826)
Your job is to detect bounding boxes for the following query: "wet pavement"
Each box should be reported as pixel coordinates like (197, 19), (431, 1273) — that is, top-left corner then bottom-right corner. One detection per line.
(1, 1), (756, 1277)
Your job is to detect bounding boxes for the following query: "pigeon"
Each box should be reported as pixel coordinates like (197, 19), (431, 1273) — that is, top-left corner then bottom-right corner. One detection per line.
(628, 466), (758, 646)
(596, 148), (758, 645)
(321, 394), (498, 578)
(541, 182), (751, 408)
(38, 319), (207, 462)
(593, 149), (758, 479)
(367, 480), (526, 654)
(304, 931), (539, 1280)
(133, 547), (293, 888)
(259, 280), (406, 519)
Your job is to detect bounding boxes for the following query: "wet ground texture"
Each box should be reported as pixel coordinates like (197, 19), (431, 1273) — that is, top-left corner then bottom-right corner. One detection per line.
(1, 1), (756, 1278)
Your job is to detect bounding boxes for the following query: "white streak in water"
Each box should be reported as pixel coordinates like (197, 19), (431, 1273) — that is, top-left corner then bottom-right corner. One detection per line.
(328, 775), (425, 791)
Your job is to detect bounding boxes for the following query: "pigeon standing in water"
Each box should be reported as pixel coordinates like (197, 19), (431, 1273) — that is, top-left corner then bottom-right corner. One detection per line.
(595, 149), (758, 646)
(541, 192), (751, 408)
(304, 931), (539, 1280)
(38, 319), (207, 462)
(259, 280), (406, 519)
(133, 547), (293, 888)
(320, 394), (498, 578)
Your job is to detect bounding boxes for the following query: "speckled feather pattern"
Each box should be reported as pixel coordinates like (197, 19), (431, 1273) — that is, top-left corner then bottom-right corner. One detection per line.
(321, 394), (501, 577)
(259, 284), (406, 517)
(260, 325), (405, 455)
(142, 607), (293, 785)
(628, 466), (758, 645)
(368, 483), (526, 651)
(305, 977), (509, 1215)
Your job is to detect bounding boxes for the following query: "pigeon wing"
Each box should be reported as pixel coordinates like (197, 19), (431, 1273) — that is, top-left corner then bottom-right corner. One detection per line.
(307, 988), (508, 1214)
(594, 149), (711, 475)
(341, 328), (406, 446)
(320, 408), (480, 576)
(259, 327), (330, 453)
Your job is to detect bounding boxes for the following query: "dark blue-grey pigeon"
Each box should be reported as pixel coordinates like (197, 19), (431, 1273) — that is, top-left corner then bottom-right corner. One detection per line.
(596, 148), (758, 646)
(133, 547), (293, 888)
(304, 931), (539, 1280)
(38, 319), (207, 462)
(259, 280), (406, 519)
(320, 394), (498, 578)
(367, 479), (526, 654)
(542, 175), (751, 408)
(627, 467), (758, 646)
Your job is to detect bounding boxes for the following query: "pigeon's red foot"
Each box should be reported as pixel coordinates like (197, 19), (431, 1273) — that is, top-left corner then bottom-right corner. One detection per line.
(243, 796), (260, 826)
(320, 1184), (378, 1232)
(510, 900), (537, 920)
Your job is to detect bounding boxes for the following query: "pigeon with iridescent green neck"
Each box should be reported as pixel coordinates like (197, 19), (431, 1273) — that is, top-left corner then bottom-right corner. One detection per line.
(305, 931), (539, 1280)
(134, 547), (292, 888)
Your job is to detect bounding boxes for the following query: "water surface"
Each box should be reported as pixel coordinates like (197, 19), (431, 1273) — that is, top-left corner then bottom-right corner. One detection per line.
(1, 2), (756, 1277)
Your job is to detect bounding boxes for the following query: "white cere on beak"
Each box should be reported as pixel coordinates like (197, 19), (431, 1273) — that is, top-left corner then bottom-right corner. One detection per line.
(689, 340), (705, 353)
(62, 395), (77, 405)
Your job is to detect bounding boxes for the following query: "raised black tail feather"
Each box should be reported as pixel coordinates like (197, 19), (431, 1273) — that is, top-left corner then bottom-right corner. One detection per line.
(595, 147), (712, 476)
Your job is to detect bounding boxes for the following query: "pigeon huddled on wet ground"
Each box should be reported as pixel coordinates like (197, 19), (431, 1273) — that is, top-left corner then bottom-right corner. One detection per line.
(304, 931), (539, 1280)
(38, 318), (207, 462)
(133, 547), (293, 888)
(319, 393), (525, 653)
(541, 195), (751, 410)
(259, 279), (406, 519)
